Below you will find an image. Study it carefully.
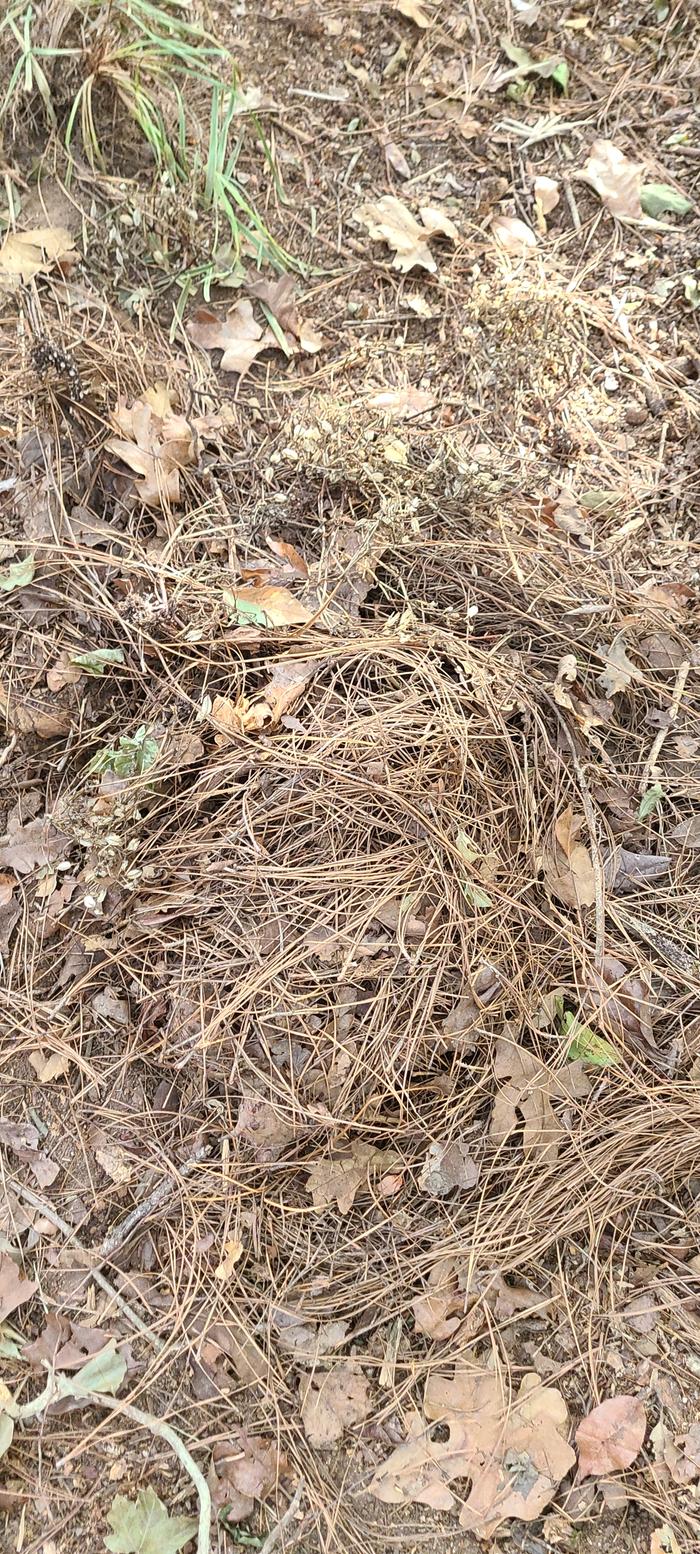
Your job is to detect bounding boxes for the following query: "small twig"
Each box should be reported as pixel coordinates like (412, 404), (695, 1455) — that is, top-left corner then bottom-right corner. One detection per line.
(11, 1183), (160, 1347)
(98, 1144), (210, 1260)
(545, 697), (606, 970)
(259, 1477), (306, 1554)
(641, 659), (690, 791)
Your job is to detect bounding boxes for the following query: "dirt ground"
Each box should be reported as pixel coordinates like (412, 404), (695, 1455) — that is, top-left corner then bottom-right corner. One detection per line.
(1, 1), (700, 1552)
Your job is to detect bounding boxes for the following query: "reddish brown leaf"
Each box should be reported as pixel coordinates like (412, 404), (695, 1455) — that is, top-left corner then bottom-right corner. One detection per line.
(575, 1395), (646, 1478)
(267, 537), (309, 577)
(0, 1253), (38, 1321)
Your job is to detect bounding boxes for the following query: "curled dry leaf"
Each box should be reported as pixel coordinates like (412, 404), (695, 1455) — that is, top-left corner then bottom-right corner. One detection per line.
(187, 299), (277, 376)
(307, 1140), (402, 1213)
(0, 226), (78, 289)
(534, 176), (560, 217)
(208, 1430), (285, 1523)
(354, 195), (458, 273)
(580, 140), (643, 221)
(491, 215), (537, 253)
(267, 537), (309, 576)
(418, 1139), (479, 1197)
(544, 806), (596, 910)
(598, 635), (645, 698)
(371, 1366), (576, 1537)
(300, 1362), (372, 1448)
(223, 583), (312, 628)
(585, 955), (654, 1045)
(440, 963), (502, 1049)
(575, 1394), (646, 1478)
(0, 1253), (38, 1322)
(213, 659), (319, 740)
(107, 391), (217, 509)
(384, 139), (411, 179)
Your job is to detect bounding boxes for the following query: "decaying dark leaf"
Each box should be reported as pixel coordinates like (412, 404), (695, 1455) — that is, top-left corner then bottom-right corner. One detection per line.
(208, 1430), (285, 1524)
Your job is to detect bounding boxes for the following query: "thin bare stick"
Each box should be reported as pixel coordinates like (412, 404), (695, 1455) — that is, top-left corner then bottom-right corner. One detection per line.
(12, 1182), (161, 1347)
(641, 659), (689, 791)
(99, 1144), (210, 1260)
(545, 696), (606, 970)
(259, 1477), (306, 1554)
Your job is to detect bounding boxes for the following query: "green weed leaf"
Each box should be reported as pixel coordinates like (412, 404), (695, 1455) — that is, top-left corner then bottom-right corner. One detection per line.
(0, 554), (35, 592)
(105, 1486), (197, 1554)
(500, 35), (568, 91)
(87, 726), (160, 778)
(640, 183), (692, 219)
(563, 1013), (619, 1067)
(69, 648), (125, 677)
(63, 1340), (127, 1397)
(638, 782), (664, 821)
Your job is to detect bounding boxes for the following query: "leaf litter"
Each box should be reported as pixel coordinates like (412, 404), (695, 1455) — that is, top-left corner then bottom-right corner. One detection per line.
(3, 5), (700, 1551)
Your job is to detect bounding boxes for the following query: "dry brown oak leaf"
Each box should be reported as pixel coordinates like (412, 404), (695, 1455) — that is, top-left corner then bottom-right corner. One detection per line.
(371, 1366), (575, 1537)
(300, 1362), (372, 1448)
(490, 1035), (590, 1166)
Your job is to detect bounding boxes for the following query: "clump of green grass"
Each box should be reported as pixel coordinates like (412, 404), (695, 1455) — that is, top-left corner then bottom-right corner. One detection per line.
(0, 0), (289, 282)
